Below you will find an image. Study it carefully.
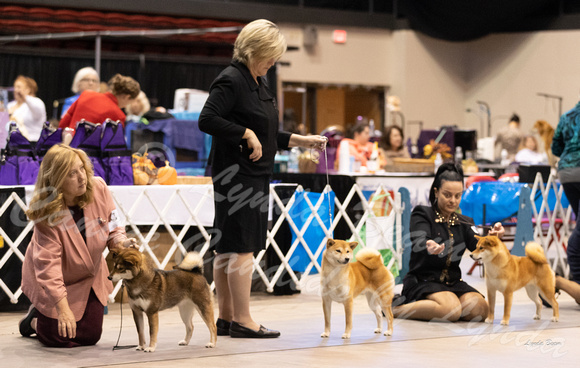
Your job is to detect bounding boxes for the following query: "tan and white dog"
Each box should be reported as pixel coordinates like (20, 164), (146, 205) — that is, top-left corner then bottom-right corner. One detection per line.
(109, 248), (217, 352)
(320, 239), (395, 339)
(533, 119), (556, 167)
(470, 235), (559, 325)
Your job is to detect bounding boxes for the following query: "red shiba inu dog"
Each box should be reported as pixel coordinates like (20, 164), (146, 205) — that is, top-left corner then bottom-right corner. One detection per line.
(320, 239), (395, 339)
(470, 235), (559, 325)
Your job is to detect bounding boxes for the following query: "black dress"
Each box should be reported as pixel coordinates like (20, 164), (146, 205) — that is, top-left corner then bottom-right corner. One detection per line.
(199, 61), (292, 254)
(400, 205), (482, 303)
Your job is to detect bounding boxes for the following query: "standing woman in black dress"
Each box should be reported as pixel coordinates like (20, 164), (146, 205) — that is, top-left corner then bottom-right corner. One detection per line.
(393, 163), (505, 322)
(199, 19), (326, 338)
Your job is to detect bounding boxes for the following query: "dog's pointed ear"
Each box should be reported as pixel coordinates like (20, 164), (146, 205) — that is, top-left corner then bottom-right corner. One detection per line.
(349, 242), (358, 250)
(327, 239), (335, 248)
(474, 235), (481, 240)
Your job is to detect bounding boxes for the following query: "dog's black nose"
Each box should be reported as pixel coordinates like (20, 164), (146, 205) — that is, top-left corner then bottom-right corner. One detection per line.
(344, 258), (350, 263)
(107, 276), (113, 280)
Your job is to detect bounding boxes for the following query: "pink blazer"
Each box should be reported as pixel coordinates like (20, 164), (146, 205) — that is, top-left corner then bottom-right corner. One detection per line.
(21, 177), (127, 320)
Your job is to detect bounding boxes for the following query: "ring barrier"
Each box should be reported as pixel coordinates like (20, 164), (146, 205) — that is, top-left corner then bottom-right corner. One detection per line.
(529, 173), (572, 278)
(0, 173), (573, 305)
(0, 192), (31, 304)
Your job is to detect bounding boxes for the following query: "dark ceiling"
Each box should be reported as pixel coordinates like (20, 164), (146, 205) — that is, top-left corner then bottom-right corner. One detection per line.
(2, 0), (580, 42)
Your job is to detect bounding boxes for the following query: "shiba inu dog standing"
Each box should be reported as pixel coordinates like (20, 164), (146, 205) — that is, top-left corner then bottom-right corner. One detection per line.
(470, 235), (559, 325)
(320, 239), (394, 339)
(109, 248), (217, 352)
(533, 119), (556, 166)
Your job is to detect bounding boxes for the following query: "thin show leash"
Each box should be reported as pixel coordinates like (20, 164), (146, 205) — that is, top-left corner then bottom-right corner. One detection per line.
(323, 138), (332, 225)
(112, 283), (137, 351)
(317, 137), (332, 225)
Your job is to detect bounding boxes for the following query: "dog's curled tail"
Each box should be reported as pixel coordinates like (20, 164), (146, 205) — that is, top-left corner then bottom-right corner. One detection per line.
(176, 252), (204, 273)
(355, 247), (384, 270)
(525, 242), (548, 265)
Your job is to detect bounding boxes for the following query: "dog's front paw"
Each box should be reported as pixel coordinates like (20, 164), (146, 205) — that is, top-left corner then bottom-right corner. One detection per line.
(551, 316), (559, 322)
(144, 346), (156, 353)
(178, 339), (189, 346)
(533, 314), (541, 320)
(384, 329), (393, 337)
(500, 320), (509, 326)
(341, 333), (351, 339)
(320, 331), (330, 338)
(205, 342), (216, 348)
(136, 345), (146, 351)
(485, 318), (494, 324)
(374, 328), (382, 334)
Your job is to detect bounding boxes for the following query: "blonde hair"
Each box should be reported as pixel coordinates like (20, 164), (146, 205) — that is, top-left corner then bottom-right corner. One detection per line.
(125, 91), (150, 116)
(71, 67), (99, 93)
(233, 19), (287, 66)
(26, 144), (95, 226)
(519, 135), (538, 152)
(14, 75), (38, 96)
(107, 74), (140, 99)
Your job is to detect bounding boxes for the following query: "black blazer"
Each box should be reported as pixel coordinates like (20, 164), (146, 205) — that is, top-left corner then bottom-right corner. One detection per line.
(407, 205), (479, 284)
(199, 61), (292, 177)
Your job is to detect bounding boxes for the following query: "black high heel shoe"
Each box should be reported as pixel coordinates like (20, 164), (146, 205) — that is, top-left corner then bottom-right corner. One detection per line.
(216, 318), (231, 336)
(229, 321), (280, 338)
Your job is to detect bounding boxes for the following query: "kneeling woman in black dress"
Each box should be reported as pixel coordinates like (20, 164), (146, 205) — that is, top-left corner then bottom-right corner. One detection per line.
(393, 163), (504, 322)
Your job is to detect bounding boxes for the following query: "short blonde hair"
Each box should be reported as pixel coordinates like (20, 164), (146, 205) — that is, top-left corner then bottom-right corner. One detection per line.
(26, 144), (95, 226)
(71, 67), (99, 93)
(233, 19), (287, 66)
(125, 91), (150, 116)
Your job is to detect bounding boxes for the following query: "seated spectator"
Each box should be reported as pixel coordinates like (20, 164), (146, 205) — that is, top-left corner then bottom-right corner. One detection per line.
(7, 75), (46, 143)
(60, 67), (100, 118)
(336, 122), (373, 169)
(515, 135), (548, 164)
(59, 74), (140, 135)
(379, 125), (409, 167)
(125, 91), (151, 124)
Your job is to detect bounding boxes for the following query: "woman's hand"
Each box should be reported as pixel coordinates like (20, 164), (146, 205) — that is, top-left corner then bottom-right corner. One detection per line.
(426, 239), (445, 255)
(488, 222), (505, 239)
(243, 129), (262, 162)
(290, 134), (327, 150)
(55, 298), (76, 339)
(118, 238), (138, 249)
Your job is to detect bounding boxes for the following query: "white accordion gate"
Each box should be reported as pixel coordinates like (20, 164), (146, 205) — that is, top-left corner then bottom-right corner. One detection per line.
(0, 173), (573, 305)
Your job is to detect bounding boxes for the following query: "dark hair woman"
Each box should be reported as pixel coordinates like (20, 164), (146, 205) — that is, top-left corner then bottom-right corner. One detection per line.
(393, 163), (505, 322)
(379, 125), (409, 167)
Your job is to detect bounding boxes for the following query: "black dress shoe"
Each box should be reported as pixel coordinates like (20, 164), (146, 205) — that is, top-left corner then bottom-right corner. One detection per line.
(19, 305), (37, 337)
(229, 321), (280, 338)
(216, 318), (231, 336)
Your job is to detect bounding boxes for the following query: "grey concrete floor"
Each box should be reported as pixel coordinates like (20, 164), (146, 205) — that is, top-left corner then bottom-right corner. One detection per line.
(1, 259), (578, 368)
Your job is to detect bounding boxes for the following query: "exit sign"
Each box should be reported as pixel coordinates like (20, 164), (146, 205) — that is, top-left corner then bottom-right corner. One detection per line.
(333, 30), (347, 44)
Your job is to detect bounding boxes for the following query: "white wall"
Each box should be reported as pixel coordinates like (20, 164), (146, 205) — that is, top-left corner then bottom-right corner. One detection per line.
(279, 24), (393, 86)
(278, 24), (580, 140)
(465, 30), (580, 136)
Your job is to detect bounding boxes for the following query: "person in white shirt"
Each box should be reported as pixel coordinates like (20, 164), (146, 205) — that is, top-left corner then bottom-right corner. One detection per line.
(7, 75), (47, 142)
(515, 135), (548, 165)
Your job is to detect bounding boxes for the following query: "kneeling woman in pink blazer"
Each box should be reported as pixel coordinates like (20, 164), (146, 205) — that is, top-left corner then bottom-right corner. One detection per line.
(20, 144), (136, 347)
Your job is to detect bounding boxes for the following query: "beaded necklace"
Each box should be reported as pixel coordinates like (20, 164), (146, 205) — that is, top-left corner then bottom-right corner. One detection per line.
(434, 207), (458, 283)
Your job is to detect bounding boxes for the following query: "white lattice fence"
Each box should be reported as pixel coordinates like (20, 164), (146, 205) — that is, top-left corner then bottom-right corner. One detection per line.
(0, 192), (32, 304)
(530, 173), (573, 278)
(0, 183), (404, 304)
